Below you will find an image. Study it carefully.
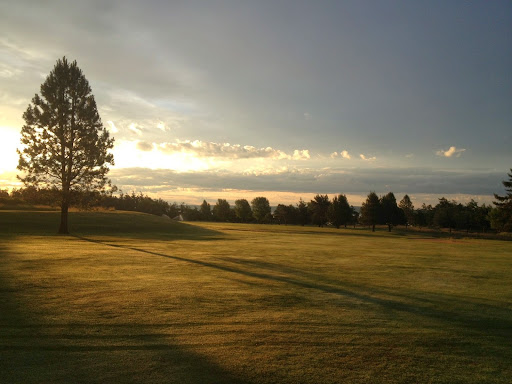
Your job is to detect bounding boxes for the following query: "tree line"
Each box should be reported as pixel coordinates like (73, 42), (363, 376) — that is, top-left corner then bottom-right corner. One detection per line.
(3, 183), (511, 233)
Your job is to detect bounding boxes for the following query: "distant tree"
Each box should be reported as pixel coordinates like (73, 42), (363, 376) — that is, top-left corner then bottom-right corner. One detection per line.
(199, 200), (212, 221)
(274, 204), (298, 225)
(399, 195), (415, 229)
(212, 199), (231, 222)
(17, 57), (114, 233)
(181, 205), (202, 221)
(416, 203), (434, 229)
(309, 194), (330, 227)
(296, 198), (309, 226)
(433, 198), (458, 233)
(380, 192), (401, 232)
(251, 197), (271, 223)
(492, 168), (512, 232)
(234, 199), (253, 222)
(360, 192), (380, 232)
(327, 194), (352, 228)
(350, 206), (359, 228)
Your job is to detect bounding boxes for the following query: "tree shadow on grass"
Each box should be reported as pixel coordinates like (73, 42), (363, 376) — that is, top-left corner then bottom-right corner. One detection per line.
(79, 237), (512, 339)
(0, 243), (251, 384)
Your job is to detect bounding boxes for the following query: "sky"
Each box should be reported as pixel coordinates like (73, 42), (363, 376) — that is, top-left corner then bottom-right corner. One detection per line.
(0, 0), (511, 206)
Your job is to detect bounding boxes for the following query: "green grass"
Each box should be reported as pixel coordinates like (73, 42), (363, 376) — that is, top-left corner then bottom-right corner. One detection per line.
(1, 211), (511, 383)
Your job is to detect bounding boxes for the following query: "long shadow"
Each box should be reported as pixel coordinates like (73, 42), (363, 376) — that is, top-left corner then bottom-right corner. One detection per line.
(77, 236), (512, 338)
(0, 242), (251, 384)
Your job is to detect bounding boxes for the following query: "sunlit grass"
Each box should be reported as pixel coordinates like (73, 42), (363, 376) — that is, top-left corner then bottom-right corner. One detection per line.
(1, 211), (511, 383)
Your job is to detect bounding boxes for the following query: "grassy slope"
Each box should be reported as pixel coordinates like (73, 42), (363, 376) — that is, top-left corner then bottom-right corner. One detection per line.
(1, 211), (511, 383)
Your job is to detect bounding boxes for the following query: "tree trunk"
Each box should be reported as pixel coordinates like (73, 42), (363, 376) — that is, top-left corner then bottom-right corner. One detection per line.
(388, 223), (392, 232)
(372, 224), (375, 232)
(59, 197), (69, 234)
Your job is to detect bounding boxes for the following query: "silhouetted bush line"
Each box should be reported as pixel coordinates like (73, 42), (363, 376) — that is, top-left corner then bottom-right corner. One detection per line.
(2, 187), (509, 233)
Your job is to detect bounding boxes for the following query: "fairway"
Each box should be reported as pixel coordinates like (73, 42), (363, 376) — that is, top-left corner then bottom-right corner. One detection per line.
(1, 211), (511, 383)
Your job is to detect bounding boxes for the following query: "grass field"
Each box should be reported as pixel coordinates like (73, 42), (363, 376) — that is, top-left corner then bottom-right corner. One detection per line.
(1, 210), (511, 383)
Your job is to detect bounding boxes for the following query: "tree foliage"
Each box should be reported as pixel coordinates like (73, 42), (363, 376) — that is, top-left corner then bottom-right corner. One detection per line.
(199, 200), (212, 221)
(399, 195), (415, 229)
(327, 194), (352, 229)
(492, 168), (512, 232)
(380, 192), (402, 231)
(212, 199), (232, 222)
(234, 199), (253, 222)
(360, 192), (380, 232)
(251, 197), (271, 223)
(17, 57), (114, 233)
(309, 194), (330, 227)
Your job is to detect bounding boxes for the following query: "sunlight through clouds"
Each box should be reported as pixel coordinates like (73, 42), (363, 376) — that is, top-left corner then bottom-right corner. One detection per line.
(0, 128), (20, 172)
(359, 154), (376, 161)
(112, 139), (214, 172)
(436, 146), (466, 158)
(330, 150), (351, 159)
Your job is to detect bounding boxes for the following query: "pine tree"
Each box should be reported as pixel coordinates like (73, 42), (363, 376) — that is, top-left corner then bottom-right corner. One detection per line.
(399, 194), (415, 229)
(327, 194), (352, 229)
(17, 57), (114, 233)
(492, 168), (512, 231)
(360, 192), (380, 232)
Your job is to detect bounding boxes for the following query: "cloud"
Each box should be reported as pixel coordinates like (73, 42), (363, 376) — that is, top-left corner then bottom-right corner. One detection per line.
(359, 154), (376, 161)
(128, 123), (143, 136)
(106, 121), (119, 133)
(436, 146), (466, 158)
(330, 150), (351, 159)
(292, 149), (310, 160)
(136, 141), (153, 152)
(156, 140), (310, 160)
(109, 166), (503, 197)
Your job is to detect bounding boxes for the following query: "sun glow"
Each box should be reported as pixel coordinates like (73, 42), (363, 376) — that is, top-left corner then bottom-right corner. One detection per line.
(0, 127), (20, 172)
(112, 140), (214, 172)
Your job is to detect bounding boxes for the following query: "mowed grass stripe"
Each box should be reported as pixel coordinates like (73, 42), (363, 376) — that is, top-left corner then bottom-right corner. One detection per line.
(1, 210), (511, 383)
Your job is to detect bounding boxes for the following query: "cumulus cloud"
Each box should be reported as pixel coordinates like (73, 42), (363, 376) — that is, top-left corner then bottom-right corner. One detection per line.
(292, 149), (310, 160)
(359, 154), (376, 161)
(436, 146), (466, 158)
(331, 150), (351, 159)
(156, 140), (310, 160)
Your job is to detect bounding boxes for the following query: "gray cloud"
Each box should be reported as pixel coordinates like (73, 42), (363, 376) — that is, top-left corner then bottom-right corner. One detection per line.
(109, 166), (504, 196)
(136, 141), (153, 151)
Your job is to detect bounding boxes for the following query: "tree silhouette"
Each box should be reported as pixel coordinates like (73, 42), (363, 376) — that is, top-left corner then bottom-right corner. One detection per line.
(234, 199), (252, 222)
(309, 194), (330, 227)
(17, 57), (114, 233)
(327, 194), (352, 229)
(360, 192), (380, 232)
(251, 197), (271, 223)
(492, 168), (512, 231)
(399, 195), (415, 229)
(380, 192), (401, 232)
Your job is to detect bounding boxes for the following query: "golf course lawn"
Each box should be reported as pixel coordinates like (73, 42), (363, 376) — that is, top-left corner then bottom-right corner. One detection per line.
(1, 210), (511, 383)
